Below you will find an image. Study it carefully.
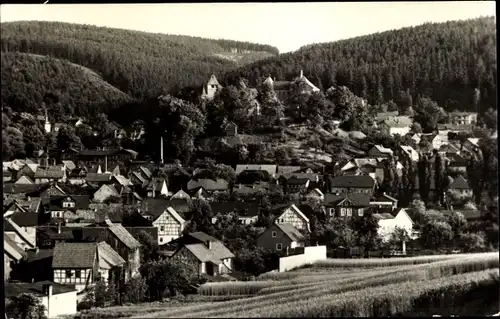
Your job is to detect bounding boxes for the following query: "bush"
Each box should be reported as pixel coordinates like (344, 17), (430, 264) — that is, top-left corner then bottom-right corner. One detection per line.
(120, 276), (148, 304)
(459, 232), (487, 252)
(6, 293), (47, 319)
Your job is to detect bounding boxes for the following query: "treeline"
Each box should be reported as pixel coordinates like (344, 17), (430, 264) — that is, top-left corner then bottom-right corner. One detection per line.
(222, 17), (497, 114)
(1, 52), (134, 119)
(0, 21), (277, 101)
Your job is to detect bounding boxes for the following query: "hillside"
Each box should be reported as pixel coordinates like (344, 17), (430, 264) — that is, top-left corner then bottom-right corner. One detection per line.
(0, 21), (279, 105)
(222, 17), (497, 114)
(1, 52), (134, 119)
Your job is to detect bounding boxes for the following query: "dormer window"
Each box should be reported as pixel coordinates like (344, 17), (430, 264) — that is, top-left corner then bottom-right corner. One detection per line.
(62, 201), (75, 208)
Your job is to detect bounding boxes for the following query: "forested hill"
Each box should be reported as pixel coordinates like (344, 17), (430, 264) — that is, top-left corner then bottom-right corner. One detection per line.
(0, 21), (279, 103)
(222, 17), (497, 114)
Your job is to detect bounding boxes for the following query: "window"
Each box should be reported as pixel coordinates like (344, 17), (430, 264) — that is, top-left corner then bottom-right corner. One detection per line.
(160, 226), (165, 232)
(340, 208), (346, 216)
(276, 243), (282, 251)
(160, 238), (163, 243)
(272, 231), (277, 238)
(346, 209), (352, 217)
(75, 270), (81, 278)
(358, 209), (364, 217)
(66, 270), (72, 278)
(329, 208), (335, 216)
(44, 240), (52, 246)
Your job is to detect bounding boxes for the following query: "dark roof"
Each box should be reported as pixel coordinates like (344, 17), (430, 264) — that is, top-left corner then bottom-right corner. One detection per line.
(34, 167), (65, 179)
(5, 281), (76, 298)
(26, 249), (54, 263)
(140, 166), (153, 179)
(276, 223), (305, 242)
(85, 173), (112, 183)
(285, 176), (310, 185)
(330, 175), (375, 188)
(272, 80), (292, 91)
(209, 201), (259, 218)
(8, 211), (39, 227)
(276, 166), (302, 175)
(324, 193), (371, 207)
(146, 177), (166, 190)
(188, 232), (220, 243)
(107, 223), (141, 249)
(442, 210), (483, 221)
(187, 178), (229, 191)
(447, 153), (468, 166)
(52, 242), (97, 268)
(3, 183), (44, 194)
(449, 176), (471, 190)
(142, 198), (191, 214)
(78, 149), (121, 157)
(373, 213), (395, 220)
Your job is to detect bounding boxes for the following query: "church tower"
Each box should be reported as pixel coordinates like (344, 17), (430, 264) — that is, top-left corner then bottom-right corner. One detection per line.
(44, 109), (52, 134)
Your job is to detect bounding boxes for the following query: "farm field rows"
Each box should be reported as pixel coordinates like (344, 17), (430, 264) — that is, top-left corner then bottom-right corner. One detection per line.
(78, 253), (499, 318)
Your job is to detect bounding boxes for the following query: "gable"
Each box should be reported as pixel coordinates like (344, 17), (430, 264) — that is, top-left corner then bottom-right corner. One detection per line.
(278, 205), (310, 224)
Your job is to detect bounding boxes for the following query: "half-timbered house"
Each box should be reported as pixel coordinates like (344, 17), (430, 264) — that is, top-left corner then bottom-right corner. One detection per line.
(272, 204), (310, 233)
(52, 242), (99, 292)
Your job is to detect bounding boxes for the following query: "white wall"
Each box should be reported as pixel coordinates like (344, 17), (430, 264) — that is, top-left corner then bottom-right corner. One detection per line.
(47, 291), (78, 318)
(279, 245), (327, 272)
(390, 126), (410, 136)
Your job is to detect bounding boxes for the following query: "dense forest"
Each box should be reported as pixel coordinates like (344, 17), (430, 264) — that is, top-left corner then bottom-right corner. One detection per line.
(222, 17), (497, 114)
(1, 52), (134, 119)
(0, 21), (279, 103)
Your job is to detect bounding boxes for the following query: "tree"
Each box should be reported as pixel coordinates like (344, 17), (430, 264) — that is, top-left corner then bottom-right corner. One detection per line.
(420, 219), (453, 249)
(414, 96), (446, 132)
(135, 230), (160, 263)
(3, 127), (25, 160)
(410, 122), (422, 134)
(139, 260), (191, 300)
(56, 124), (82, 151)
(6, 293), (47, 319)
(185, 199), (215, 235)
(352, 214), (382, 252)
(120, 276), (148, 304)
(434, 152), (446, 205)
(446, 211), (468, 246)
(458, 232), (486, 252)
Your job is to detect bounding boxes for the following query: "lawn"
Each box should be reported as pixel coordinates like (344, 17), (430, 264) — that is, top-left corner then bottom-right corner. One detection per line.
(77, 252), (499, 318)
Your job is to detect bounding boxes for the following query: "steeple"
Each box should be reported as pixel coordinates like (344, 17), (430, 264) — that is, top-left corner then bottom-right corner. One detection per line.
(43, 108), (52, 133)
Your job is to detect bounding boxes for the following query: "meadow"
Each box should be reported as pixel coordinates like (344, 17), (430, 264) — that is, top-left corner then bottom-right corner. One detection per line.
(76, 252), (499, 318)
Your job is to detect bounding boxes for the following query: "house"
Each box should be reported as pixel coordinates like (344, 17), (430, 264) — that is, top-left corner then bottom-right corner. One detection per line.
(276, 166), (302, 176)
(368, 145), (394, 158)
(400, 145), (420, 162)
(97, 241), (126, 286)
(68, 167), (87, 185)
(170, 232), (234, 277)
(4, 197), (43, 216)
(411, 133), (421, 144)
(4, 210), (38, 246)
(4, 233), (26, 281)
(438, 143), (461, 157)
(448, 175), (473, 197)
(16, 163), (39, 180)
(437, 123), (474, 134)
(4, 218), (36, 250)
(235, 164), (277, 177)
(272, 204), (311, 233)
(52, 242), (100, 292)
(463, 138), (480, 150)
(201, 74), (223, 100)
(146, 177), (169, 198)
(428, 134), (445, 150)
(263, 70), (320, 101)
(71, 148), (138, 173)
(93, 184), (121, 203)
(379, 116), (412, 136)
(282, 176), (310, 194)
(225, 121), (238, 137)
(306, 188), (324, 201)
(256, 223), (305, 253)
(446, 153), (468, 173)
(328, 175), (376, 195)
(170, 189), (191, 200)
(449, 111), (477, 125)
(34, 166), (67, 184)
(141, 206), (187, 244)
(374, 208), (416, 242)
(322, 193), (371, 218)
(47, 195), (91, 223)
(85, 173), (113, 185)
(15, 175), (35, 185)
(210, 201), (260, 225)
(187, 178), (229, 195)
(370, 193), (398, 212)
(5, 281), (77, 318)
(375, 111), (400, 122)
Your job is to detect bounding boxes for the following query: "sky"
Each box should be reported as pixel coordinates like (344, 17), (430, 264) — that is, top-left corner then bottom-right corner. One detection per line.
(0, 2), (496, 53)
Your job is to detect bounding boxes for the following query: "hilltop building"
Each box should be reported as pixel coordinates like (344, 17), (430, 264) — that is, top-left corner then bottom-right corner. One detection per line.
(201, 75), (223, 100)
(263, 70), (320, 101)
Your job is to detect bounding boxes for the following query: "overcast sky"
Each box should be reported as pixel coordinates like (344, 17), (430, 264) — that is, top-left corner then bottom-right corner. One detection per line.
(0, 2), (496, 53)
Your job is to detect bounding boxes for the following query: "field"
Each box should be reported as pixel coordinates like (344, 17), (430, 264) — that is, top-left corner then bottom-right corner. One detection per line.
(76, 252), (499, 318)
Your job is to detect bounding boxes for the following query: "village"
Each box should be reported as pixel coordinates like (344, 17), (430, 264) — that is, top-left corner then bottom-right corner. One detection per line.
(3, 68), (498, 318)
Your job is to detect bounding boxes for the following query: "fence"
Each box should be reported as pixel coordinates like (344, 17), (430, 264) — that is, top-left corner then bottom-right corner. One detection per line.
(278, 245), (327, 272)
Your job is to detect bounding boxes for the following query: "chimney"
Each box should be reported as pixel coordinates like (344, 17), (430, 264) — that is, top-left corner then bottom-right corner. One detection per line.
(207, 241), (212, 250)
(300, 70), (303, 78)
